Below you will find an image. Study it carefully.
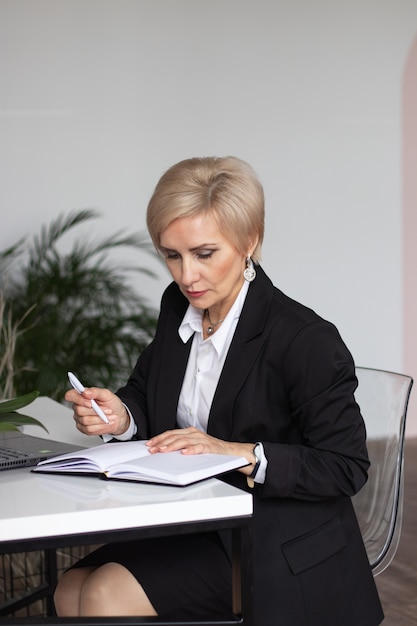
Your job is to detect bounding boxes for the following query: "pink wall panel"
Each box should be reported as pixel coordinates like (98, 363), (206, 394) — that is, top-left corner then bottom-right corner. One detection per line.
(403, 34), (417, 435)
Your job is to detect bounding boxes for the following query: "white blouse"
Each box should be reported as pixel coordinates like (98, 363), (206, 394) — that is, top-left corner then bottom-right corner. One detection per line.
(176, 281), (249, 431)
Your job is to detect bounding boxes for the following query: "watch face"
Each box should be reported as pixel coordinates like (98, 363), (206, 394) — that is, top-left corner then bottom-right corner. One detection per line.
(254, 443), (262, 460)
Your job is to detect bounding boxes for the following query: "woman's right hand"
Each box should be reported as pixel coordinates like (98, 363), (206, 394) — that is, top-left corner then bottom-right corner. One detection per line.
(64, 387), (131, 437)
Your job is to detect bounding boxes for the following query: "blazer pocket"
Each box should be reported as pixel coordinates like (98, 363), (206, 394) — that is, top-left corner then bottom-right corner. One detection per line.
(281, 517), (347, 575)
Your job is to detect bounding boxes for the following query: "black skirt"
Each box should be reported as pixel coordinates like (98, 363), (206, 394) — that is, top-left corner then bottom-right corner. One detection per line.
(69, 531), (233, 619)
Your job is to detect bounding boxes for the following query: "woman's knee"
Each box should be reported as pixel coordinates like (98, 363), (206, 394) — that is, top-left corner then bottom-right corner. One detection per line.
(54, 567), (95, 616)
(79, 562), (157, 616)
(80, 565), (114, 609)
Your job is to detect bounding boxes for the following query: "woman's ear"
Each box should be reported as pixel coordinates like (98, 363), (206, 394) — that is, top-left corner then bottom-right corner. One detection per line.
(247, 236), (259, 259)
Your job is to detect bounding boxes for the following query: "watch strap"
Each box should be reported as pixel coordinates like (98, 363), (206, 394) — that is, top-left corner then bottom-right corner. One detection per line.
(249, 442), (262, 479)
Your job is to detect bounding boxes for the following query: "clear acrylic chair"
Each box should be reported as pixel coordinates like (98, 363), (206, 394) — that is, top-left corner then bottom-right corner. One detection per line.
(352, 366), (413, 576)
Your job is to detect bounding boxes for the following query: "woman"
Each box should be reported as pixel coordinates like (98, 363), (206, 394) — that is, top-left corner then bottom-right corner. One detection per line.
(55, 156), (384, 625)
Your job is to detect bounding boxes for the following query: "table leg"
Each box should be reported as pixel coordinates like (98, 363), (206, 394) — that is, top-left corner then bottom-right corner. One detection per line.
(232, 521), (253, 626)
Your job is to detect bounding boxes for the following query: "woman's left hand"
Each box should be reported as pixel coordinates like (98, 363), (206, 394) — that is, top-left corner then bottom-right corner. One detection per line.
(146, 427), (256, 476)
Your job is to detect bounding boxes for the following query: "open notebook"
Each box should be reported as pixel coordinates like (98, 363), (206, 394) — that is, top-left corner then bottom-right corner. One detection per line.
(33, 439), (249, 486)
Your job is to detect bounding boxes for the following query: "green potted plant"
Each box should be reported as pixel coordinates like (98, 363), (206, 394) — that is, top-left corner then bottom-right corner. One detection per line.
(0, 209), (159, 401)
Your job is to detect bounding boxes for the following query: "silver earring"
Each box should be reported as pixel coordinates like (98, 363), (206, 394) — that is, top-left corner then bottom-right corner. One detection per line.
(244, 256), (256, 282)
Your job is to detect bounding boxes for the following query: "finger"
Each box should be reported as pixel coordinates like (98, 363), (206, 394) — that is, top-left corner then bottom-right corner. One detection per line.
(65, 389), (83, 404)
(146, 429), (187, 448)
(80, 386), (114, 403)
(179, 442), (209, 455)
(73, 412), (116, 436)
(66, 387), (115, 413)
(147, 427), (198, 445)
(147, 430), (206, 453)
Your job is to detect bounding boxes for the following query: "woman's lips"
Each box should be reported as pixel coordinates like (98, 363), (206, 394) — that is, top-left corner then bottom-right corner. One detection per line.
(185, 290), (207, 299)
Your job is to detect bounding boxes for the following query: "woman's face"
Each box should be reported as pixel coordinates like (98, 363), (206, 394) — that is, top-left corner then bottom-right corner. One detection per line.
(159, 213), (247, 314)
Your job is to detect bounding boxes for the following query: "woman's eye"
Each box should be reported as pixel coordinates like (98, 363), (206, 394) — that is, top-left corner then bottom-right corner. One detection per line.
(197, 250), (214, 260)
(161, 248), (215, 260)
(163, 251), (179, 260)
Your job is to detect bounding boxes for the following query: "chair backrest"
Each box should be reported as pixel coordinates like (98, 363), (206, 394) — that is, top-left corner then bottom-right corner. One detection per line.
(352, 366), (413, 576)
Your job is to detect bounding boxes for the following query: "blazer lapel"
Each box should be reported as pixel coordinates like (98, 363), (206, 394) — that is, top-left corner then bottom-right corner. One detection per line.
(208, 267), (274, 439)
(151, 292), (192, 435)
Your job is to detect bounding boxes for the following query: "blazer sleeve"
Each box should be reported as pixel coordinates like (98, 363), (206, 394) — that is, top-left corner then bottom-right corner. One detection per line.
(257, 319), (370, 502)
(115, 340), (154, 439)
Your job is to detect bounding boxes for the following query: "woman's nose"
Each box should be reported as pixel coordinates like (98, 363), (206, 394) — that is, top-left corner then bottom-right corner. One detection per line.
(181, 259), (199, 286)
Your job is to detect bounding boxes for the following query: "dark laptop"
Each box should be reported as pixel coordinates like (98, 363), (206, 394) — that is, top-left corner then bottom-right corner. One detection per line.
(0, 431), (83, 471)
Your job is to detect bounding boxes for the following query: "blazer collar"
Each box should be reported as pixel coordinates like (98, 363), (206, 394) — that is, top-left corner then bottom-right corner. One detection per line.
(166, 263), (274, 341)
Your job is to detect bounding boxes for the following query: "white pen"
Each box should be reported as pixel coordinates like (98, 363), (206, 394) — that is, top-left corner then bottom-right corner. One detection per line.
(67, 371), (110, 424)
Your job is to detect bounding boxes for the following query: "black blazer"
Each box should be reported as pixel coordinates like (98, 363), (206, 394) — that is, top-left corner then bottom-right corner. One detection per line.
(117, 266), (384, 626)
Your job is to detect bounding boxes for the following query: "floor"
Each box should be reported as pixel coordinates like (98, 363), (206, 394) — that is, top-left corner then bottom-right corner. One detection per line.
(374, 437), (417, 625)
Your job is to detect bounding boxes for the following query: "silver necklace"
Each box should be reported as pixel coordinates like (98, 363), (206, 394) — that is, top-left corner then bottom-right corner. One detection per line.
(205, 309), (225, 335)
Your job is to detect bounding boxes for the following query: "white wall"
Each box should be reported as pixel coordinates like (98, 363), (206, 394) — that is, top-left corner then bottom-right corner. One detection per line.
(1, 0), (417, 434)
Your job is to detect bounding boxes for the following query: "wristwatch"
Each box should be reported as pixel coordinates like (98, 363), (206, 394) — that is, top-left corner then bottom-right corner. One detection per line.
(249, 442), (262, 479)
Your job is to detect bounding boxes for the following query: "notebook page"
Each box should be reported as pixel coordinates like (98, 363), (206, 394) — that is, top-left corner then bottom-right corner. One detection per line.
(107, 450), (248, 484)
(36, 440), (150, 469)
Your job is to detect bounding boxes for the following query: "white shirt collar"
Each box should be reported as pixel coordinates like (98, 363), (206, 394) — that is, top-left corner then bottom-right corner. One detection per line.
(178, 280), (249, 356)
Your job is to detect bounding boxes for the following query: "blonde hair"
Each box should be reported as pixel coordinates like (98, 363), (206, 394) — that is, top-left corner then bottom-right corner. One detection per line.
(146, 156), (264, 262)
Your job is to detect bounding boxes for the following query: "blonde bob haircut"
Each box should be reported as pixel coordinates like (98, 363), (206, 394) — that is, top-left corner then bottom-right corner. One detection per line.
(146, 156), (264, 263)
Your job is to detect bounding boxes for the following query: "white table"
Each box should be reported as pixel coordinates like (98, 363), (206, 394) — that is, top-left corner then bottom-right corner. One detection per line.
(1, 398), (254, 625)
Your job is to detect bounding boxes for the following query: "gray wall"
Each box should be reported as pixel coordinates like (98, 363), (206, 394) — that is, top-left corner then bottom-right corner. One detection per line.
(2, 0), (417, 433)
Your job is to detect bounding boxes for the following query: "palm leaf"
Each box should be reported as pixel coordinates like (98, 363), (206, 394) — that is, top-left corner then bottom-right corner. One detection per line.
(0, 390), (40, 412)
(0, 412), (48, 433)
